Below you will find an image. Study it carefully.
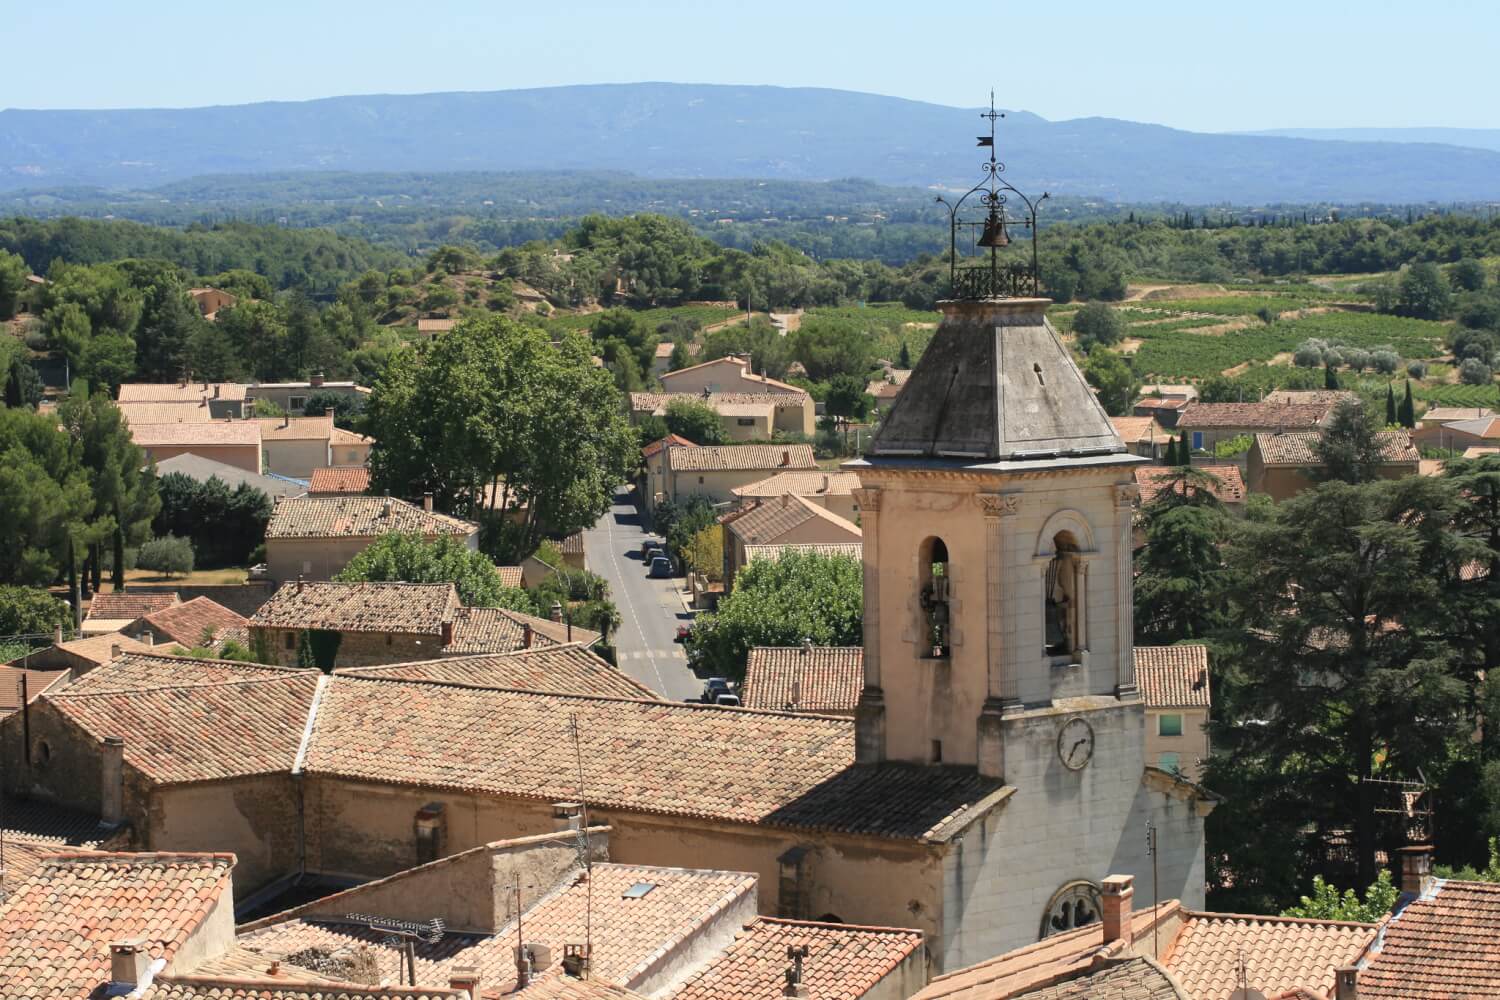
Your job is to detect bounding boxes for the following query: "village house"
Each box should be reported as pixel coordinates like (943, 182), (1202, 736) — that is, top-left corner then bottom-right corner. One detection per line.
(639, 434), (696, 507)
(742, 645), (863, 716)
(1412, 410), (1500, 452)
(1134, 645), (1211, 782)
(121, 595), (248, 652)
(130, 419), (265, 474)
(256, 413), (337, 478)
(652, 339), (675, 376)
(308, 464), (372, 495)
(1109, 415), (1170, 460)
(657, 354), (804, 399)
(1174, 401), (1331, 455)
(1131, 395), (1191, 430)
(417, 316), (458, 338)
(721, 494), (862, 591)
(1133, 464), (1245, 514)
(1246, 429), (1420, 500)
(2, 630), (151, 682)
(648, 443), (818, 509)
(741, 542), (863, 571)
(0, 663), (71, 721)
(866, 368), (911, 413)
(331, 423), (375, 465)
(629, 391), (815, 440)
(81, 591), (180, 636)
(263, 494), (479, 583)
(117, 380), (247, 419)
(153, 452), (308, 498)
(187, 285), (237, 318)
(244, 374), (370, 415)
(731, 470), (863, 521)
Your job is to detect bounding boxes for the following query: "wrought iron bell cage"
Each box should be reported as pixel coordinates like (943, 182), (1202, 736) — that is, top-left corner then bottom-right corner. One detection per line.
(936, 92), (1049, 300)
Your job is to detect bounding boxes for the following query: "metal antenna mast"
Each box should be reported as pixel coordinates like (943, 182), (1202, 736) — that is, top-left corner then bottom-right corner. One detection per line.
(570, 714), (593, 972)
(1146, 821), (1160, 958)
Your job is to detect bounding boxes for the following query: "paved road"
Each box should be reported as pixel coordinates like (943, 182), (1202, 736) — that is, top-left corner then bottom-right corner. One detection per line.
(585, 488), (703, 702)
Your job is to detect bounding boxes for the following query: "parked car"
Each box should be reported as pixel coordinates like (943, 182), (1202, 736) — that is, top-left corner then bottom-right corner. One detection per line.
(702, 677), (735, 702)
(675, 623), (693, 642)
(714, 693), (741, 707)
(641, 539), (664, 559)
(648, 555), (673, 578)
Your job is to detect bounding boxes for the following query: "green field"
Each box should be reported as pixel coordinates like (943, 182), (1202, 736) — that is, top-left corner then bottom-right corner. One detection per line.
(543, 304), (742, 335)
(803, 303), (942, 362)
(1413, 384), (1500, 408)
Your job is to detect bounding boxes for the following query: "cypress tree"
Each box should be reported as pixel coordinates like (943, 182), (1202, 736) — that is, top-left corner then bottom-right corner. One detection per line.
(1386, 383), (1397, 427)
(898, 340), (912, 369)
(1324, 363), (1339, 391)
(1399, 381), (1416, 429)
(1164, 434), (1178, 466)
(1178, 431), (1190, 464)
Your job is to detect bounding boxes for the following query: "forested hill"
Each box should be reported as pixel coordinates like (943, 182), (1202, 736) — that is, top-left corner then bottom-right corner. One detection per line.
(5, 83), (1500, 202)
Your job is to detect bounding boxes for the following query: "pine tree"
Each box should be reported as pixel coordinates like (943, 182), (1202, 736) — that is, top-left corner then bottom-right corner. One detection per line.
(1325, 363), (1339, 391)
(1400, 381), (1416, 429)
(1386, 384), (1397, 427)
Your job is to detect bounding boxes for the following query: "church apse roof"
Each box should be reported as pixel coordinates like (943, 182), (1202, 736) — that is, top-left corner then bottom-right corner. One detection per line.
(866, 298), (1129, 463)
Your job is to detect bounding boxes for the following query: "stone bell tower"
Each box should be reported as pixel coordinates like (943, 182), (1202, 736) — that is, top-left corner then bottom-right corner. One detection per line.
(847, 294), (1144, 778)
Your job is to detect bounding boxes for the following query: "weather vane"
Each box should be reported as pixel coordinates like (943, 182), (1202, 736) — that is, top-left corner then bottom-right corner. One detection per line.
(935, 90), (1048, 299)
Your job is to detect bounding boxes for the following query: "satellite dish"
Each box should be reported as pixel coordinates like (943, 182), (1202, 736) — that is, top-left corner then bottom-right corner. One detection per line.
(1229, 990), (1267, 1000)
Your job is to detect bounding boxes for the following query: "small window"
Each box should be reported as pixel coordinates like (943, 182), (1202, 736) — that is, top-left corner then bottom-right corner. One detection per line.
(737, 418), (755, 426)
(35, 739), (51, 764)
(698, 476), (705, 484)
(1159, 752), (1181, 774)
(931, 739), (943, 763)
(301, 560), (313, 575)
(289, 395), (307, 411)
(1191, 431), (1204, 451)
(622, 882), (657, 899)
(284, 632), (296, 650)
(1158, 713), (1184, 737)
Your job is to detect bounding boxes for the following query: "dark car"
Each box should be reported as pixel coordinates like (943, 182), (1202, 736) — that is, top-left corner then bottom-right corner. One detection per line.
(648, 554), (674, 578)
(641, 539), (663, 559)
(702, 677), (735, 701)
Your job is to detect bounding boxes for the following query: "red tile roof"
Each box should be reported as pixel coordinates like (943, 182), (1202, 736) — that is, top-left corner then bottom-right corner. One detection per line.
(143, 979), (464, 999)
(731, 471), (862, 499)
(725, 495), (861, 547)
(17, 631), (154, 668)
(119, 382), (248, 403)
(337, 646), (659, 700)
(131, 596), (248, 647)
(668, 916), (922, 1000)
(1133, 645), (1211, 709)
(1135, 465), (1246, 506)
(1176, 402), (1330, 431)
(132, 421), (264, 447)
(86, 591), (180, 621)
(257, 415), (335, 441)
(265, 496), (476, 540)
(0, 851), (234, 998)
(1161, 911), (1376, 1000)
(496, 566), (524, 589)
(1010, 956), (1186, 999)
(446, 606), (601, 653)
(1360, 879), (1500, 998)
(743, 647), (863, 713)
(307, 466), (371, 495)
(1252, 430), (1417, 466)
(0, 665), (71, 714)
(1110, 416), (1169, 445)
(641, 434), (696, 460)
(668, 444), (816, 472)
(250, 581), (458, 635)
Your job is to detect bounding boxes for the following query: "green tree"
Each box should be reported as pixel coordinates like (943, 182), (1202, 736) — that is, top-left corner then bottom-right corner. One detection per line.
(1134, 497), (1229, 643)
(824, 374), (871, 447)
(1164, 434), (1179, 466)
(897, 340), (912, 369)
(0, 250), (27, 320)
(1324, 362), (1339, 391)
(682, 524), (724, 583)
(1398, 262), (1453, 320)
(1281, 871), (1398, 923)
(685, 551), (862, 679)
(790, 315), (873, 381)
(0, 406), (94, 588)
(1313, 399), (1386, 485)
(335, 532), (509, 607)
(3, 345), (43, 409)
(663, 398), (725, 444)
(152, 472), (271, 568)
(1072, 302), (1124, 352)
(218, 300), (290, 381)
(1083, 350), (1138, 417)
(117, 258), (204, 381)
(1399, 381), (1416, 429)
(0, 585), (72, 636)
(1386, 383), (1397, 427)
(136, 534), (195, 577)
(1451, 258), (1488, 293)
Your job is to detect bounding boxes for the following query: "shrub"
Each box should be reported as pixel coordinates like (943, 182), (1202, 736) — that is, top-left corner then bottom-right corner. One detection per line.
(1371, 350), (1400, 375)
(1407, 360), (1428, 379)
(1460, 358), (1493, 385)
(1342, 348), (1371, 372)
(336, 532), (509, 607)
(0, 585), (72, 636)
(1293, 340), (1326, 367)
(136, 535), (195, 577)
(1213, 434), (1254, 459)
(1072, 302), (1124, 352)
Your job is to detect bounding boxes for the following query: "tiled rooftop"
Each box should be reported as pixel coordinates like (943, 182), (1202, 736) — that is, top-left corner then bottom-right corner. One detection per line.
(1134, 465), (1246, 506)
(307, 466), (371, 494)
(257, 415), (335, 441)
(329, 425), (374, 445)
(338, 646), (659, 700)
(86, 591), (180, 621)
(1175, 402), (1330, 431)
(657, 356), (806, 394)
(630, 391), (810, 412)
(1360, 879), (1500, 998)
(667, 444), (816, 472)
(142, 980), (464, 999)
(0, 851), (234, 999)
(641, 434), (696, 459)
(495, 566), (524, 589)
(1252, 430), (1417, 466)
(731, 471), (862, 499)
(1433, 414), (1500, 439)
(0, 664), (72, 714)
(250, 581), (457, 635)
(1133, 646), (1211, 709)
(668, 917), (922, 1000)
(133, 596), (249, 647)
(724, 495), (860, 546)
(1161, 910), (1376, 1000)
(1110, 416), (1169, 445)
(1017, 956), (1185, 999)
(742, 543), (863, 565)
(118, 401), (217, 425)
(446, 606), (601, 653)
(265, 496), (476, 540)
(132, 421), (265, 447)
(119, 382), (248, 403)
(1261, 390), (1359, 407)
(1419, 406), (1495, 424)
(742, 647), (863, 713)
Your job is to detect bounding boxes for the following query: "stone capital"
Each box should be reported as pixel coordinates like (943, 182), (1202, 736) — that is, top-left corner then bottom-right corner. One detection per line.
(852, 487), (882, 512)
(977, 492), (1021, 518)
(1114, 483), (1139, 508)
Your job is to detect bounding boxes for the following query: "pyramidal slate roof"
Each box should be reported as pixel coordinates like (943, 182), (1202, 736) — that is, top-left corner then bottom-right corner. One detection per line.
(867, 298), (1127, 462)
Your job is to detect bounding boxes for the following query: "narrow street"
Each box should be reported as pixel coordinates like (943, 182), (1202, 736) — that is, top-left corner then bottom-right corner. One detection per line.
(584, 487), (703, 701)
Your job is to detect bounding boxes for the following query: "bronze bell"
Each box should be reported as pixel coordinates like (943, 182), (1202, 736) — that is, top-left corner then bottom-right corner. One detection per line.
(977, 210), (1009, 248)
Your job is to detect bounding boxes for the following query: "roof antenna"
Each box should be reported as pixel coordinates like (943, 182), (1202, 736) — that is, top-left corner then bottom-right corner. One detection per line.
(570, 713), (594, 976)
(1145, 821), (1160, 958)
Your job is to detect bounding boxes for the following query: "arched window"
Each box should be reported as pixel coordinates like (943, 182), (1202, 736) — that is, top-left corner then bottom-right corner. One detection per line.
(1045, 531), (1080, 657)
(1040, 880), (1102, 939)
(919, 537), (951, 658)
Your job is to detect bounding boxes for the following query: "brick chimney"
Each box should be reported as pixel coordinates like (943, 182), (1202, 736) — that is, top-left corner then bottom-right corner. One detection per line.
(311, 371), (326, 388)
(141, 629), (153, 647)
(110, 939), (150, 989)
(550, 602), (564, 624)
(423, 492), (434, 513)
(1334, 964), (1358, 1000)
(101, 736), (126, 825)
(1100, 874), (1134, 946)
(296, 574), (305, 594)
(449, 965), (480, 1000)
(1399, 845), (1435, 896)
(441, 619), (454, 647)
(109, 642), (122, 661)
(522, 623), (534, 649)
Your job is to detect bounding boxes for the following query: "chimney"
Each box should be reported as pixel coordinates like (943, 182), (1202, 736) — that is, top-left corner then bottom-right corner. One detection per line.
(1399, 844), (1435, 896)
(1100, 874), (1134, 946)
(552, 801), (582, 831)
(101, 736), (125, 825)
(562, 944), (590, 980)
(423, 492), (434, 513)
(296, 574), (305, 594)
(142, 630), (153, 647)
(53, 623), (64, 646)
(514, 944), (532, 989)
(441, 619), (454, 647)
(1334, 965), (1359, 1000)
(110, 642), (122, 660)
(382, 496), (393, 518)
(522, 623), (534, 649)
(201, 378), (208, 389)
(311, 371), (325, 388)
(550, 602), (564, 624)
(110, 939), (150, 989)
(781, 493), (790, 508)
(780, 449), (790, 467)
(821, 474), (830, 494)
(450, 965), (480, 1000)
(213, 384), (220, 399)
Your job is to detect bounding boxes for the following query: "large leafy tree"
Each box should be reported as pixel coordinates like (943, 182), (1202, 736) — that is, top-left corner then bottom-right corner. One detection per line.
(0, 250), (28, 319)
(366, 317), (635, 559)
(117, 258), (205, 380)
(335, 532), (509, 607)
(790, 315), (873, 381)
(1313, 398), (1386, 485)
(0, 585), (73, 636)
(1210, 476), (1471, 906)
(663, 398), (725, 445)
(1083, 349), (1138, 417)
(152, 472), (271, 567)
(39, 262), (143, 390)
(0, 406), (93, 589)
(686, 551), (863, 680)
(1133, 468), (1231, 644)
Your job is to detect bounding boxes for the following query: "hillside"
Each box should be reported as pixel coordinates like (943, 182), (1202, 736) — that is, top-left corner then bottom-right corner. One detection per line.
(5, 83), (1500, 202)
(1244, 126), (1500, 153)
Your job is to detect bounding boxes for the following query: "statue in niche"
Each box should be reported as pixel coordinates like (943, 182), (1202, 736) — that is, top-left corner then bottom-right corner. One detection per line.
(1045, 534), (1078, 655)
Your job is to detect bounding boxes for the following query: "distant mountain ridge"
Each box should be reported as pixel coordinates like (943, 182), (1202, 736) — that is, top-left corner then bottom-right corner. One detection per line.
(1242, 127), (1500, 154)
(4, 83), (1500, 202)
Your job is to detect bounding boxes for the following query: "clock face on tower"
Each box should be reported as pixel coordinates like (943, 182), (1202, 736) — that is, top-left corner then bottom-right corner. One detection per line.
(1057, 716), (1095, 770)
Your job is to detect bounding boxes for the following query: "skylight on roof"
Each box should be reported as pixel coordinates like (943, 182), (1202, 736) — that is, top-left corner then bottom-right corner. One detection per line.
(622, 882), (657, 899)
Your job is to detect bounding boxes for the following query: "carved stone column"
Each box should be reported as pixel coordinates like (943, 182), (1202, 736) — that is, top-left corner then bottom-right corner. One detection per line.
(853, 486), (886, 763)
(976, 491), (1020, 779)
(1114, 482), (1139, 699)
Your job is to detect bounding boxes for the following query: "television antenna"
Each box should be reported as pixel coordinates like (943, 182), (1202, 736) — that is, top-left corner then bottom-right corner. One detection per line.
(570, 713), (594, 975)
(345, 913), (445, 987)
(1145, 821), (1160, 958)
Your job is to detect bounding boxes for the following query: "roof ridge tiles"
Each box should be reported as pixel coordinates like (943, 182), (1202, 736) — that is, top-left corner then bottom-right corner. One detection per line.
(751, 915), (925, 935)
(1179, 907), (1380, 928)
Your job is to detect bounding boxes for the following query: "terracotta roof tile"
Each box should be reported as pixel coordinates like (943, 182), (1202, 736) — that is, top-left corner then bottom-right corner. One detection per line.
(0, 664), (72, 713)
(631, 391), (809, 412)
(1360, 879), (1500, 998)
(743, 647), (863, 713)
(329, 425), (373, 445)
(742, 543), (863, 564)
(1419, 406), (1496, 425)
(250, 582), (458, 635)
(119, 382), (248, 403)
(732, 472), (862, 499)
(446, 606), (601, 653)
(119, 401), (217, 425)
(307, 466), (371, 495)
(1110, 416), (1170, 445)
(144, 979), (462, 999)
(496, 566), (524, 589)
(131, 597), (249, 647)
(1133, 646), (1211, 708)
(0, 795), (108, 847)
(265, 496), (476, 540)
(1176, 402), (1330, 431)
(657, 357), (807, 394)
(1135, 465), (1246, 506)
(1261, 390), (1359, 407)
(257, 415), (334, 441)
(133, 421), (264, 447)
(1252, 430), (1417, 466)
(337, 646), (659, 700)
(86, 591), (180, 621)
(1014, 956), (1186, 999)
(725, 496), (860, 547)
(669, 916), (922, 1000)
(0, 851), (234, 998)
(667, 444), (816, 472)
(641, 434), (696, 459)
(1161, 911), (1376, 1000)
(29, 631), (154, 669)
(519, 974), (649, 999)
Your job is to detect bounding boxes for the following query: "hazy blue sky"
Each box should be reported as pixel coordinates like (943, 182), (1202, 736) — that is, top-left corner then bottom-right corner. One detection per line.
(10, 0), (1495, 132)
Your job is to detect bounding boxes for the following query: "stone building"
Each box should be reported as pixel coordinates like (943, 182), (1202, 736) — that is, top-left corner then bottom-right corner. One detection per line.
(646, 443), (817, 509)
(1246, 429), (1418, 501)
(263, 495), (479, 583)
(1134, 645), (1211, 782)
